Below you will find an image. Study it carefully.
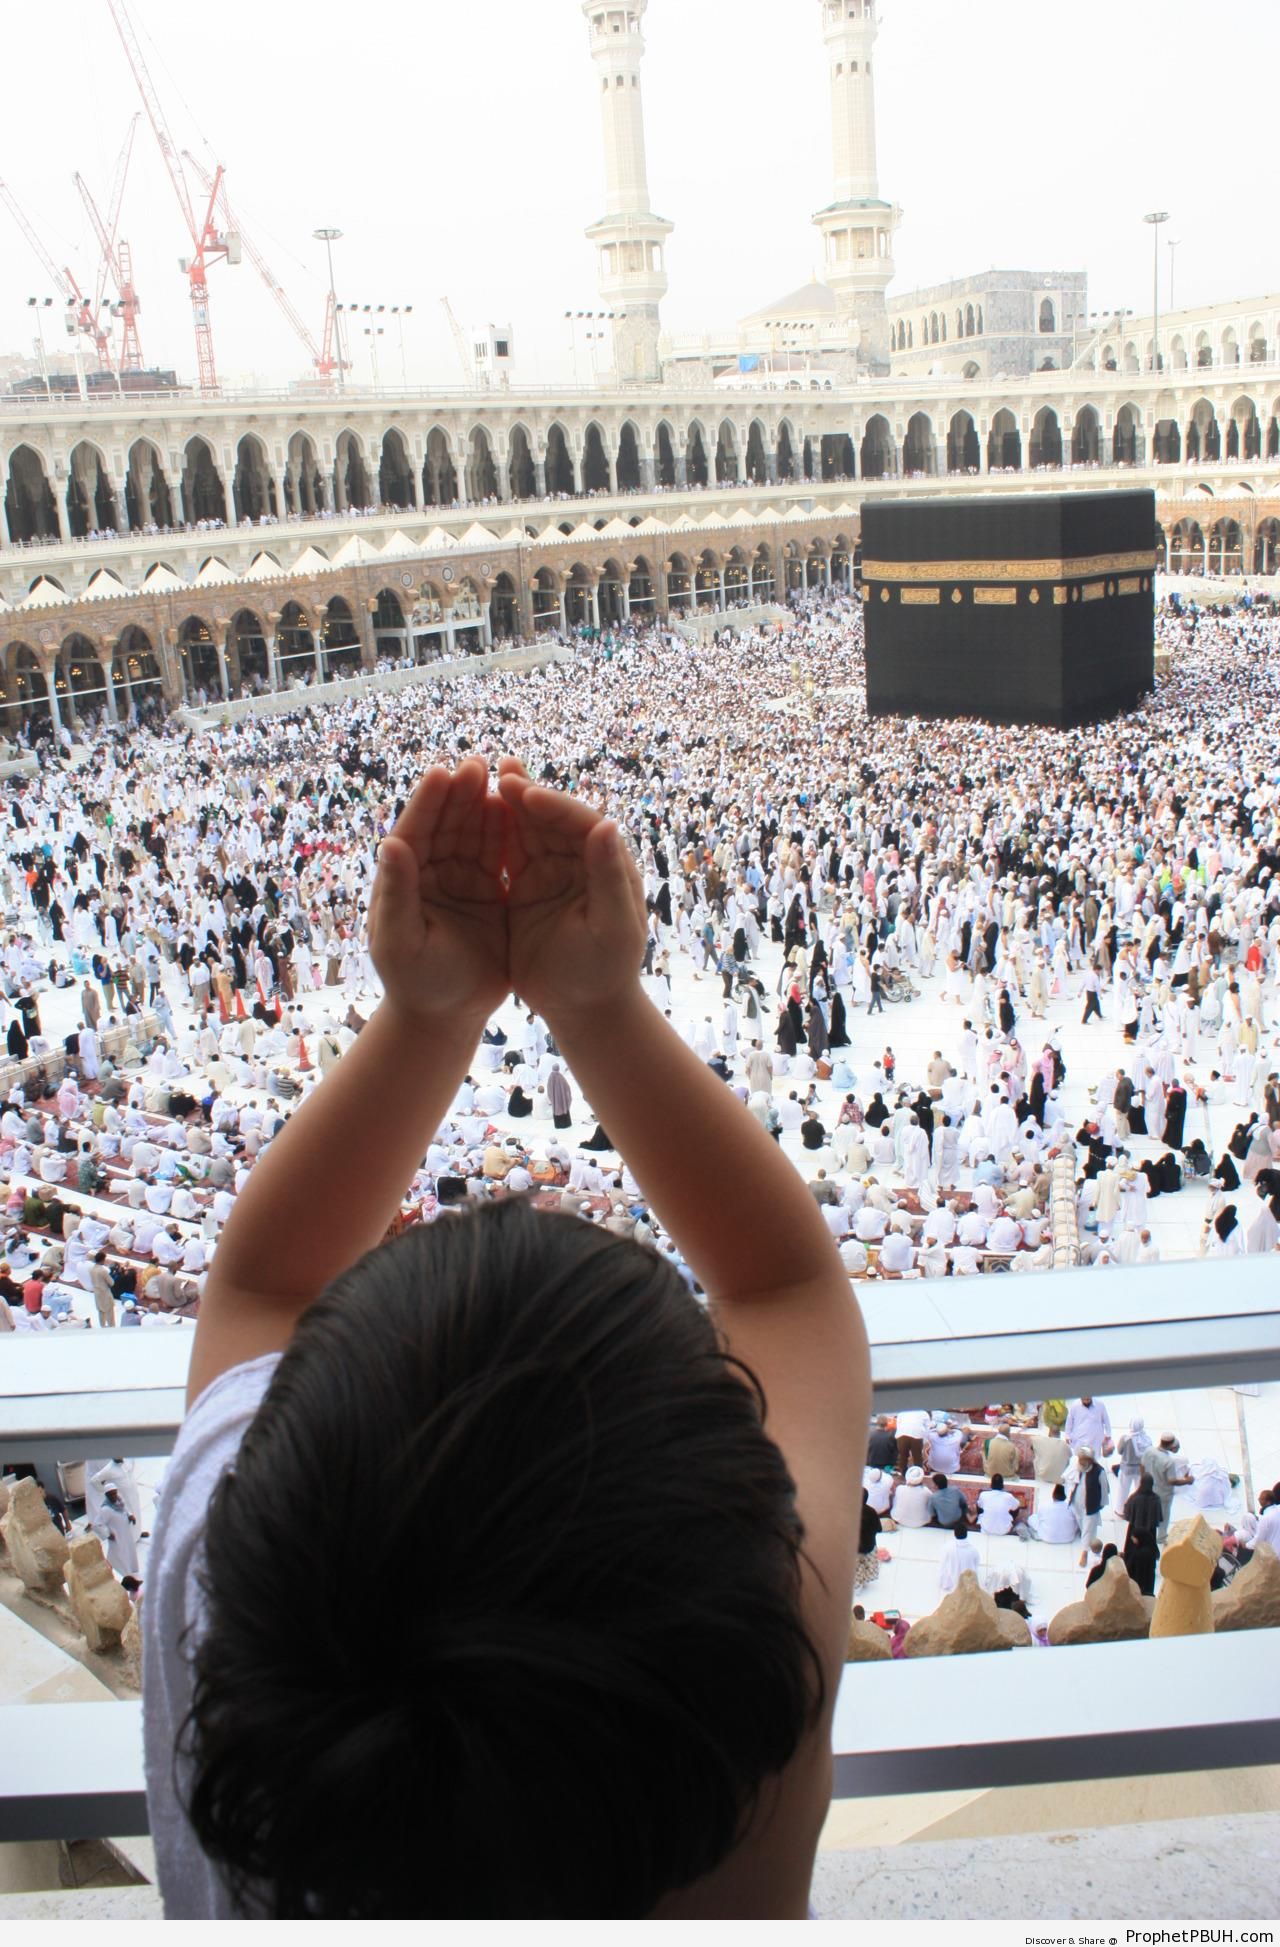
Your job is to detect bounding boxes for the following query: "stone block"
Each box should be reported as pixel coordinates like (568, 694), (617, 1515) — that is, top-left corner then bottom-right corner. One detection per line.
(846, 1612), (892, 1661)
(1213, 1544), (1280, 1633)
(65, 1536), (131, 1654)
(1048, 1554), (1151, 1645)
(1150, 1514), (1223, 1639)
(994, 1607), (1032, 1647)
(1, 1477), (70, 1593)
(902, 1571), (1014, 1657)
(119, 1593), (144, 1688)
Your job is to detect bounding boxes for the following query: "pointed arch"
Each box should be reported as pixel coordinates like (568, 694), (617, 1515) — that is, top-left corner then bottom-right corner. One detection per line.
(615, 419), (642, 492)
(507, 423), (536, 500)
(125, 438), (174, 531)
(65, 440), (118, 537)
(232, 433), (276, 522)
(544, 422), (576, 497)
(379, 427), (416, 509)
(423, 426), (459, 507)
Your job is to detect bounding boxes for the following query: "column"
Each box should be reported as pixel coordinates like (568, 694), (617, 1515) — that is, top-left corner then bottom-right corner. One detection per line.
(313, 627), (326, 685)
(101, 656), (119, 724)
(717, 568), (727, 611)
(621, 580), (631, 623)
(51, 475), (69, 541)
(590, 582), (600, 632)
(765, 454), (777, 484)
(45, 667), (62, 737)
(267, 635), (281, 692)
(655, 560), (670, 620)
(445, 608), (457, 660)
(279, 470), (293, 519)
(534, 459), (547, 499)
(1202, 533), (1210, 576)
(481, 606), (493, 650)
(639, 452), (655, 490)
(675, 456), (688, 490)
(215, 644), (229, 702)
(333, 458), (348, 512)
(557, 591), (567, 635)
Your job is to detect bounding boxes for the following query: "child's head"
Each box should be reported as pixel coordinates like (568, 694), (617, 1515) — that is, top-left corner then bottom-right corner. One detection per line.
(185, 1200), (821, 1918)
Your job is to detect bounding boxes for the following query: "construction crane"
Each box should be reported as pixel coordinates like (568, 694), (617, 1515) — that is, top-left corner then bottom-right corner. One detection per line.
(441, 296), (477, 386)
(74, 113), (145, 372)
(105, 0), (239, 394)
(182, 153), (338, 386)
(0, 178), (113, 370)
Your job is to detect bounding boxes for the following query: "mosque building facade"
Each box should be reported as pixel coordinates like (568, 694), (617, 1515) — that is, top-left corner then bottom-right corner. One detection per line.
(0, 0), (1278, 723)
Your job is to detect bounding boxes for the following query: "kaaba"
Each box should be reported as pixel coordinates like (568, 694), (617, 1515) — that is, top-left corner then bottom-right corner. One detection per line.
(861, 490), (1156, 728)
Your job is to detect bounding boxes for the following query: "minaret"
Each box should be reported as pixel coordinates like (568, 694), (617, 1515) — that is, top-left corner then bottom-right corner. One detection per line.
(812, 0), (900, 369)
(582, 0), (672, 383)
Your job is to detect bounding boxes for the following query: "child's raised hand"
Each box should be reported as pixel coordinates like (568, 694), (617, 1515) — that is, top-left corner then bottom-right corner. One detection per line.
(497, 758), (647, 1018)
(369, 758), (509, 1022)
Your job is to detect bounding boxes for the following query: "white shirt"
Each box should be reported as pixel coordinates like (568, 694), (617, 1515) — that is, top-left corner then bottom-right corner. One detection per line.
(976, 1487), (1020, 1535)
(879, 1230), (914, 1274)
(1033, 1497), (1079, 1544)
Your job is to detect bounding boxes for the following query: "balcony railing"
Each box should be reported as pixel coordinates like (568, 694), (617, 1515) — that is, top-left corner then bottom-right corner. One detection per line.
(3, 1256), (1277, 1850)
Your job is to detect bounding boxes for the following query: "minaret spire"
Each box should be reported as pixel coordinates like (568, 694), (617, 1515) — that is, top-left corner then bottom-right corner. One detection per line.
(582, 0), (672, 382)
(812, 0), (900, 369)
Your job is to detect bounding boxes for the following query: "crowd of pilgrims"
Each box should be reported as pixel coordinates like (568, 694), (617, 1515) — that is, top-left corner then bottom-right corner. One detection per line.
(0, 585), (1279, 1348)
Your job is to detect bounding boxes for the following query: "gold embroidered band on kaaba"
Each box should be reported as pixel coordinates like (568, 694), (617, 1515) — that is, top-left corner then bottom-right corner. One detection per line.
(861, 550), (1156, 585)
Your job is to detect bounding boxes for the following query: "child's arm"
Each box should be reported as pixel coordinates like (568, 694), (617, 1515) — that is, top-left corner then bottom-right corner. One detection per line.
(500, 763), (870, 1653)
(185, 761), (507, 1407)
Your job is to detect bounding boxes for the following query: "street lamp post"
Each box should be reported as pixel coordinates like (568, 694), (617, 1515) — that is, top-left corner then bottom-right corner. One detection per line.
(313, 227), (345, 390)
(1167, 236), (1181, 317)
(26, 296), (53, 392)
(363, 326), (384, 389)
(1144, 211), (1169, 374)
(389, 305), (412, 388)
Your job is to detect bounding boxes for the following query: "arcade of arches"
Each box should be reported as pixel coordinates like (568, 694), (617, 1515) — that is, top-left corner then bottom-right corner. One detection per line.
(0, 518), (859, 724)
(8, 386), (1280, 545)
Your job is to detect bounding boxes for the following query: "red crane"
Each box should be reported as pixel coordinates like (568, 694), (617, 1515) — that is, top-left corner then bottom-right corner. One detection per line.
(74, 113), (145, 372)
(0, 178), (113, 369)
(182, 153), (339, 386)
(105, 0), (238, 394)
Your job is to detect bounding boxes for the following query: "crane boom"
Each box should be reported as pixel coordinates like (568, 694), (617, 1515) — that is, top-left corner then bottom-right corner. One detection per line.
(105, 0), (231, 393)
(0, 177), (111, 371)
(103, 0), (197, 245)
(0, 179), (76, 302)
(75, 165), (145, 373)
(182, 152), (333, 380)
(441, 296), (475, 385)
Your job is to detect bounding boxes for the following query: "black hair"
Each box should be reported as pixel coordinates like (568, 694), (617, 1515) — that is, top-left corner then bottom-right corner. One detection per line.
(182, 1199), (822, 1919)
(952, 1519), (969, 1540)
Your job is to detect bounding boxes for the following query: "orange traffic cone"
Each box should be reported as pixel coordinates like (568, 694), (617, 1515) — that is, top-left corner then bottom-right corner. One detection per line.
(234, 989), (247, 1020)
(274, 995), (283, 1023)
(297, 1034), (312, 1072)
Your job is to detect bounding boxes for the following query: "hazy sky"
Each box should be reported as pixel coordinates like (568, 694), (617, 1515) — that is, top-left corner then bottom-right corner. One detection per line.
(1, 0), (1274, 390)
